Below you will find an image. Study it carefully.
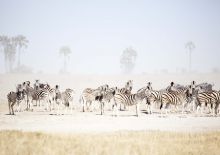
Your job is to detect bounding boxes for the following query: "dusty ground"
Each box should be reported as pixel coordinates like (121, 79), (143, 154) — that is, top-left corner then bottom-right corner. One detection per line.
(0, 73), (220, 133)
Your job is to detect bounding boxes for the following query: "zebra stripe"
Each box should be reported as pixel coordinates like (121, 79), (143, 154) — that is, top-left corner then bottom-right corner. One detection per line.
(160, 90), (190, 114)
(196, 91), (220, 115)
(113, 92), (144, 116)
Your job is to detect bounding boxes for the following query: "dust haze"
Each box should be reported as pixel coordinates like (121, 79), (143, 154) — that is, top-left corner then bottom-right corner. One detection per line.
(0, 0), (220, 74)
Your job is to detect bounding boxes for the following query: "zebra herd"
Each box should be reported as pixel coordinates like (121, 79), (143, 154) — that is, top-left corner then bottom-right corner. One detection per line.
(7, 80), (75, 115)
(7, 79), (220, 117)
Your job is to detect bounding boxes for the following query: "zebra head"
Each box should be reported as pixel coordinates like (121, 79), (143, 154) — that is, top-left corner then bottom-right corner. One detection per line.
(125, 80), (133, 89)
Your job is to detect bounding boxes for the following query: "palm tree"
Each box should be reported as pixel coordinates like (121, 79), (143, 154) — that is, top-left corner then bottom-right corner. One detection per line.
(0, 35), (8, 72)
(14, 35), (29, 67)
(59, 46), (71, 73)
(120, 47), (137, 74)
(0, 35), (15, 72)
(185, 41), (195, 72)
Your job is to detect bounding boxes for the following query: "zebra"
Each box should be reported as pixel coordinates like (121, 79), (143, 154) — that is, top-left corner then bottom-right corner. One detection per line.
(137, 85), (154, 114)
(7, 87), (25, 115)
(117, 80), (133, 111)
(30, 84), (52, 111)
(99, 87), (116, 115)
(160, 87), (192, 114)
(195, 91), (220, 115)
(113, 90), (145, 117)
(145, 89), (165, 114)
(80, 88), (103, 112)
(61, 88), (75, 113)
(43, 84), (56, 109)
(34, 79), (41, 90)
(195, 82), (213, 93)
(22, 81), (36, 111)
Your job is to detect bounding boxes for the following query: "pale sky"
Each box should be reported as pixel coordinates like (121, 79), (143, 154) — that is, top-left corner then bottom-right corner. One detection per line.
(0, 0), (220, 74)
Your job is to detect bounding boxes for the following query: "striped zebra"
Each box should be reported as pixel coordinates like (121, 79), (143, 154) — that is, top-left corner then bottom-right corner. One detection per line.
(145, 89), (165, 114)
(160, 88), (192, 114)
(136, 82), (154, 114)
(195, 91), (220, 115)
(55, 88), (75, 114)
(113, 90), (145, 117)
(80, 88), (102, 112)
(99, 87), (116, 115)
(7, 89), (24, 115)
(194, 82), (214, 94)
(117, 80), (133, 111)
(61, 88), (75, 113)
(43, 84), (56, 109)
(22, 81), (36, 111)
(32, 85), (52, 111)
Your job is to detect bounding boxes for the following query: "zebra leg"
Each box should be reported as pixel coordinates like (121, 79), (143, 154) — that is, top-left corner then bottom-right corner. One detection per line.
(56, 102), (60, 115)
(149, 104), (152, 114)
(136, 103), (140, 117)
(100, 102), (104, 115)
(112, 103), (118, 117)
(26, 99), (29, 111)
(124, 104), (126, 111)
(146, 104), (149, 114)
(8, 101), (11, 115)
(16, 101), (20, 112)
(49, 99), (52, 111)
(160, 102), (164, 115)
(82, 99), (85, 112)
(11, 102), (16, 115)
(215, 103), (219, 116)
(201, 103), (205, 115)
(196, 105), (200, 114)
(182, 102), (187, 114)
(103, 102), (105, 114)
(212, 105), (215, 116)
(65, 105), (68, 115)
(70, 102), (73, 114)
(165, 104), (168, 115)
(30, 100), (33, 111)
(115, 104), (118, 117)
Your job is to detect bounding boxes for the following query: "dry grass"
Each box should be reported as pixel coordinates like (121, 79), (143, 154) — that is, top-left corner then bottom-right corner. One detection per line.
(0, 130), (220, 155)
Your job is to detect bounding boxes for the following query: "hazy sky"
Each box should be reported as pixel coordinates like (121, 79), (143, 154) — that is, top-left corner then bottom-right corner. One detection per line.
(0, 0), (220, 74)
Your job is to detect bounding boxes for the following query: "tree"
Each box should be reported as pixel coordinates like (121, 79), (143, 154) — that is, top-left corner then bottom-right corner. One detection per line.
(59, 46), (71, 73)
(14, 35), (29, 67)
(0, 36), (16, 72)
(0, 35), (9, 72)
(185, 41), (195, 72)
(120, 47), (137, 74)
(0, 35), (28, 73)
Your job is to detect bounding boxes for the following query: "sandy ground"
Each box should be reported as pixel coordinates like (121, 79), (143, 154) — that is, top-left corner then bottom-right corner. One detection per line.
(0, 73), (220, 133)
